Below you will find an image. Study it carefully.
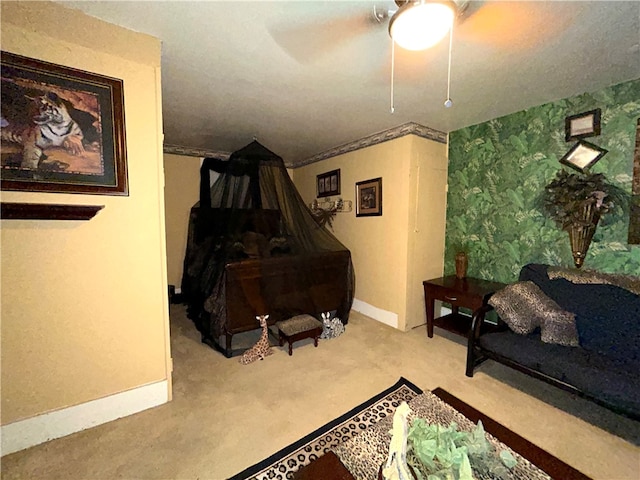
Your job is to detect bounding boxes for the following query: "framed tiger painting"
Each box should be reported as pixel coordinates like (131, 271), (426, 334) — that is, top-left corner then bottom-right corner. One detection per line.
(0, 51), (128, 195)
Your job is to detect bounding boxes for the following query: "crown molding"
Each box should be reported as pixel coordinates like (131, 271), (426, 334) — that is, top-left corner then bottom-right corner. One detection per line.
(293, 122), (447, 168)
(163, 144), (230, 160)
(163, 122), (446, 167)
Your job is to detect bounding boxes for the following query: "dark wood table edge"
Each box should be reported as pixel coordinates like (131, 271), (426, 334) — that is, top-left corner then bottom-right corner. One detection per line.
(295, 388), (592, 480)
(432, 388), (591, 480)
(293, 451), (354, 480)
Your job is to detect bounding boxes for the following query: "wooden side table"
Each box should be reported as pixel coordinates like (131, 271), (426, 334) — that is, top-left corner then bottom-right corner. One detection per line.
(423, 276), (506, 338)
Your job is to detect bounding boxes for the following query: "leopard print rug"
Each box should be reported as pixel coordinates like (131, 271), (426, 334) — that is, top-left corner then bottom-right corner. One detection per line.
(227, 378), (422, 480)
(333, 391), (552, 480)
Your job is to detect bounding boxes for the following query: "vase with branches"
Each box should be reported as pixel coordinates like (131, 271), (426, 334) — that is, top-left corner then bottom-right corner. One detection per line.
(539, 170), (628, 267)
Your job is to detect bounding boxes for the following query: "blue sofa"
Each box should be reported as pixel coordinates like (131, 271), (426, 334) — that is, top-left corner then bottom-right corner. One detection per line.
(466, 264), (640, 420)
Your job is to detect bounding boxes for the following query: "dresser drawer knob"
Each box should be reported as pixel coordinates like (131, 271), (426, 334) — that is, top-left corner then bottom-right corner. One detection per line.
(445, 296), (457, 301)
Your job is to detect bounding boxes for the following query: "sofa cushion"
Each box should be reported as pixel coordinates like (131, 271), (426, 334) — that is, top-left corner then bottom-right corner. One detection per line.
(478, 330), (640, 418)
(519, 264), (640, 364)
(489, 281), (579, 346)
(518, 263), (553, 288)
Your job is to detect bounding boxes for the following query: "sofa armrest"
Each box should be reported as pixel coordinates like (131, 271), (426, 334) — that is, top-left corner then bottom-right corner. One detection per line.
(466, 304), (502, 377)
(469, 303), (494, 341)
(465, 303), (493, 377)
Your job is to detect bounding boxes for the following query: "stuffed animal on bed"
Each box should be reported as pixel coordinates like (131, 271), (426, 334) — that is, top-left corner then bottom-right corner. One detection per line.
(320, 312), (344, 339)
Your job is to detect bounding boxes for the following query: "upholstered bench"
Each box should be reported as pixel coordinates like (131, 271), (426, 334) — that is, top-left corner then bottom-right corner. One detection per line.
(276, 315), (323, 356)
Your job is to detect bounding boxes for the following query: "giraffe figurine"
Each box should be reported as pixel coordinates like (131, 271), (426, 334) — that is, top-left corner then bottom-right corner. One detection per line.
(239, 315), (273, 365)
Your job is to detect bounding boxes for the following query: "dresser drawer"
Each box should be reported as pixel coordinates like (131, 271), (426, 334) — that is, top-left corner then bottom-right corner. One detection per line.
(426, 284), (483, 310)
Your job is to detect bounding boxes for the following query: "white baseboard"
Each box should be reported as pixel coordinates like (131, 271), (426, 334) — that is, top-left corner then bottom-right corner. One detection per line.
(1, 379), (169, 456)
(352, 298), (398, 328)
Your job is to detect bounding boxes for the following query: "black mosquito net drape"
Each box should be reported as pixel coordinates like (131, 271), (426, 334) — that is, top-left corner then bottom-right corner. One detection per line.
(181, 141), (355, 345)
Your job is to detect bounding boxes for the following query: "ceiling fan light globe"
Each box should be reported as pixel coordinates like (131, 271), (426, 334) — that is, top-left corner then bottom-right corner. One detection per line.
(389, 1), (455, 51)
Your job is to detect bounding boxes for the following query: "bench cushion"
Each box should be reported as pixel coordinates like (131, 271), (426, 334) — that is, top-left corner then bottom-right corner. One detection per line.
(276, 314), (322, 336)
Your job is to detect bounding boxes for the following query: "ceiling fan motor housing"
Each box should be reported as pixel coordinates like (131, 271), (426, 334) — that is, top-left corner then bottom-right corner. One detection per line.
(389, 0), (458, 51)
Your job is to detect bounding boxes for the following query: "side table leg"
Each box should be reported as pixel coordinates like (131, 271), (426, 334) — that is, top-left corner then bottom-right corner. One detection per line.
(425, 289), (435, 338)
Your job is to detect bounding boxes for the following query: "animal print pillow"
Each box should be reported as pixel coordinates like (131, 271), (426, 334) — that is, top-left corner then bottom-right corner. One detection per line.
(489, 281), (541, 334)
(489, 281), (579, 346)
(540, 310), (579, 347)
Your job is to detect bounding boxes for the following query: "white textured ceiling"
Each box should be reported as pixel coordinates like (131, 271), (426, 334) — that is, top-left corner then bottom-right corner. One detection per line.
(62, 1), (640, 167)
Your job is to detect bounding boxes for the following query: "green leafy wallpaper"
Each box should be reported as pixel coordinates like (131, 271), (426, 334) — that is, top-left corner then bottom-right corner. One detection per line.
(444, 79), (640, 283)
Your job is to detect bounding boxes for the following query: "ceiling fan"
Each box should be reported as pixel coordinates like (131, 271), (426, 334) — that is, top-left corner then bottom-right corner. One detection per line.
(268, 0), (535, 111)
(373, 0), (473, 110)
(373, 0), (471, 51)
(268, 0), (478, 65)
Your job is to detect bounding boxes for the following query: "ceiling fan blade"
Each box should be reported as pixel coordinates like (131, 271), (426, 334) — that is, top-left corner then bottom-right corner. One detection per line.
(457, 1), (573, 49)
(268, 11), (379, 64)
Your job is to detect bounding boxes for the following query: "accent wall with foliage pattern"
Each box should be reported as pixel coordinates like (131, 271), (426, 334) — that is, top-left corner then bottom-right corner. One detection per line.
(444, 79), (640, 283)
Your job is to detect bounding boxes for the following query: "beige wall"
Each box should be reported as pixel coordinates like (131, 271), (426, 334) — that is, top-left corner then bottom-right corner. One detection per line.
(164, 154), (202, 288)
(404, 136), (448, 329)
(1, 2), (170, 424)
(292, 135), (447, 331)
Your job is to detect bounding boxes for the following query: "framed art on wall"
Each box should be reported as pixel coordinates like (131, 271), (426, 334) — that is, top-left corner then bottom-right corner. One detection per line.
(559, 140), (607, 173)
(356, 177), (382, 217)
(317, 169), (340, 198)
(629, 118), (640, 244)
(565, 108), (601, 142)
(0, 51), (128, 195)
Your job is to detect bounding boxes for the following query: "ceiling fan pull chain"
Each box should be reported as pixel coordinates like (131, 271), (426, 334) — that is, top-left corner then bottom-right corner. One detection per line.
(390, 39), (396, 114)
(444, 19), (454, 108)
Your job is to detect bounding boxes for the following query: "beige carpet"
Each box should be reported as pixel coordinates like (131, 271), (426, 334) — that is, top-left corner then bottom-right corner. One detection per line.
(1, 305), (639, 480)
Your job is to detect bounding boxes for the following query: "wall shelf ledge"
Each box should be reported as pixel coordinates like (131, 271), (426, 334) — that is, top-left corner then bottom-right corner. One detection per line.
(0, 203), (104, 220)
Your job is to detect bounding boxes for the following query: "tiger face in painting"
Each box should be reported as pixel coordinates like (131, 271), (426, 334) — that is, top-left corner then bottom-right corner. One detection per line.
(1, 91), (84, 170)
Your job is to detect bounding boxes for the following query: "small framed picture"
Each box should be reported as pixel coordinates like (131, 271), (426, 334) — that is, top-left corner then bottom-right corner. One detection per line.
(560, 140), (608, 173)
(356, 177), (382, 217)
(317, 169), (340, 198)
(565, 108), (601, 142)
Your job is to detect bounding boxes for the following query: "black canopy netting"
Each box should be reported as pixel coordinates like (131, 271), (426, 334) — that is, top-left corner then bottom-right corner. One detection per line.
(181, 141), (355, 342)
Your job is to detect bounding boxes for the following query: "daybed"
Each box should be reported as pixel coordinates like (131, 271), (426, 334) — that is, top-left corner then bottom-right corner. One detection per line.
(181, 141), (355, 357)
(466, 263), (640, 420)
